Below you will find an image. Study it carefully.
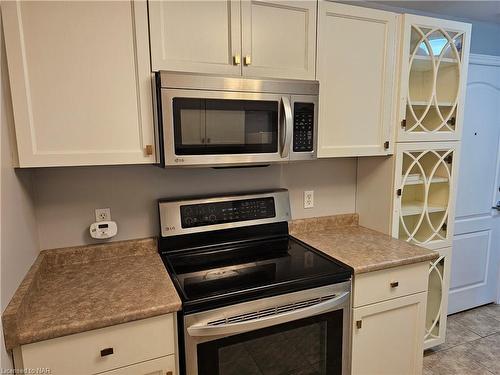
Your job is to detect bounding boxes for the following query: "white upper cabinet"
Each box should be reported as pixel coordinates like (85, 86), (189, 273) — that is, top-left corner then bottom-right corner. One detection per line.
(241, 0), (316, 80)
(398, 14), (471, 142)
(148, 0), (316, 80)
(148, 0), (242, 75)
(2, 0), (155, 167)
(317, 2), (398, 157)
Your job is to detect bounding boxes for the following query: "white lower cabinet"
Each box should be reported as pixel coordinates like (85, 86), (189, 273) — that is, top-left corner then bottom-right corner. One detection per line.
(352, 262), (429, 375)
(100, 355), (175, 375)
(12, 314), (177, 375)
(424, 247), (451, 349)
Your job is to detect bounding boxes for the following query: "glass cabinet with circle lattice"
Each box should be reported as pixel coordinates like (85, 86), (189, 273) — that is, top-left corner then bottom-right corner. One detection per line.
(397, 15), (471, 142)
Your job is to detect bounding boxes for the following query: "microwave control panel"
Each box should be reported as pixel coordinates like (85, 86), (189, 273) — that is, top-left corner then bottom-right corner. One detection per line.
(180, 197), (276, 228)
(293, 102), (314, 152)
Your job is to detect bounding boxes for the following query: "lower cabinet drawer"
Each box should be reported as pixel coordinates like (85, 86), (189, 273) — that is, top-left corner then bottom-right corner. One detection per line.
(353, 262), (429, 307)
(100, 355), (176, 375)
(18, 314), (176, 375)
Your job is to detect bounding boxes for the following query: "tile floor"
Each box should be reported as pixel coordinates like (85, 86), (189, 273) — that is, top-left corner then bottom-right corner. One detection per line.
(424, 303), (500, 375)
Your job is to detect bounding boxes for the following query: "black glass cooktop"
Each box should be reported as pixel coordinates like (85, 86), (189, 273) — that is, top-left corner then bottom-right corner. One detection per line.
(161, 236), (352, 313)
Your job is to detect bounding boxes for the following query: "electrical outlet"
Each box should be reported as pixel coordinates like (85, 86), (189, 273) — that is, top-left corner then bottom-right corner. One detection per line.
(95, 208), (111, 222)
(304, 191), (314, 209)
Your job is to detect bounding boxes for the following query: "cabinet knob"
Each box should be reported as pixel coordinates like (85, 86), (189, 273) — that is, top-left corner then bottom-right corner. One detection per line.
(145, 144), (154, 156)
(390, 281), (399, 288)
(233, 55), (241, 65)
(356, 320), (362, 329)
(244, 55), (252, 66)
(100, 347), (114, 357)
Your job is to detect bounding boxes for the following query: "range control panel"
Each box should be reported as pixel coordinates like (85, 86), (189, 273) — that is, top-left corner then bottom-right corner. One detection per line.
(293, 102), (314, 152)
(180, 197), (276, 228)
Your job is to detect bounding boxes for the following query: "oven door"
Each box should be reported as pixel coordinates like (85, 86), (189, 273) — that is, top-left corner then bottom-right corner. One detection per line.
(161, 89), (293, 167)
(183, 282), (351, 375)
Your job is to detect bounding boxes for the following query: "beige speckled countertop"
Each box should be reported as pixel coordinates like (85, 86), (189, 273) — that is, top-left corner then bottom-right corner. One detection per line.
(290, 214), (438, 274)
(2, 238), (181, 351)
(3, 215), (436, 351)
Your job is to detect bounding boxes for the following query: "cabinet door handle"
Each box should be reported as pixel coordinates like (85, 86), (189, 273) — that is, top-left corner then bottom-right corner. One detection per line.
(356, 320), (362, 329)
(145, 144), (153, 156)
(244, 55), (252, 66)
(100, 347), (114, 357)
(390, 281), (399, 288)
(233, 55), (241, 65)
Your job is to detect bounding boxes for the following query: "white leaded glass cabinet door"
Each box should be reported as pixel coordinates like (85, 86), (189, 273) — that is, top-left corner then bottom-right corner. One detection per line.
(397, 15), (471, 142)
(424, 246), (451, 349)
(393, 142), (460, 250)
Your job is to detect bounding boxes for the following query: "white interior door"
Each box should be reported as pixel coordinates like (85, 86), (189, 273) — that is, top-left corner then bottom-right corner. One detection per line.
(449, 55), (500, 313)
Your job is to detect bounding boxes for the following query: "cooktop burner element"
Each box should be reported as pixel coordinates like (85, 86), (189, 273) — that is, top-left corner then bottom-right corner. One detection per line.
(158, 190), (352, 314)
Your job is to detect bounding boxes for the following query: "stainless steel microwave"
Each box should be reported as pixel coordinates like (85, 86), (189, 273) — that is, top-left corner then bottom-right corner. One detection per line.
(154, 71), (319, 167)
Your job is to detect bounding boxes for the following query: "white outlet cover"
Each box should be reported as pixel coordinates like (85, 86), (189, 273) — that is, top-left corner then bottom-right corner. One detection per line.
(304, 191), (314, 209)
(95, 208), (111, 222)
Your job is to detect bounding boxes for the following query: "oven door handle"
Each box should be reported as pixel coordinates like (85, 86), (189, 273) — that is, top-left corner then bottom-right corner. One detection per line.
(187, 291), (349, 337)
(280, 96), (293, 159)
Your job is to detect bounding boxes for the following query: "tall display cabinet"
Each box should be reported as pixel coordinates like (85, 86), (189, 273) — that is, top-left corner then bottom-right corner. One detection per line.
(357, 14), (471, 349)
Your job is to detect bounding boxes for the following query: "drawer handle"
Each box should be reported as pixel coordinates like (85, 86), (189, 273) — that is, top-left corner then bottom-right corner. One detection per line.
(390, 281), (399, 288)
(166, 372), (173, 375)
(100, 347), (114, 357)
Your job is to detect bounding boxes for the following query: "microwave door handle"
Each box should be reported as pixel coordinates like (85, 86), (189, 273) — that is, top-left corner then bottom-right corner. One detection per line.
(186, 291), (349, 338)
(280, 96), (293, 158)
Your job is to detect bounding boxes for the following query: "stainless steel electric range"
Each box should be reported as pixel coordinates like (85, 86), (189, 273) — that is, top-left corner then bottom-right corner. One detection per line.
(158, 189), (353, 375)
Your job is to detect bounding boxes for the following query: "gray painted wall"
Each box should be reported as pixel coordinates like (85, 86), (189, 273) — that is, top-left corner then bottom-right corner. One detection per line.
(348, 1), (500, 56)
(33, 159), (357, 249)
(0, 21), (39, 369)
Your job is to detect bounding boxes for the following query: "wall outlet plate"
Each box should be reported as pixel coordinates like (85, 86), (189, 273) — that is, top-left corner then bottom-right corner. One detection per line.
(95, 208), (111, 222)
(304, 191), (314, 209)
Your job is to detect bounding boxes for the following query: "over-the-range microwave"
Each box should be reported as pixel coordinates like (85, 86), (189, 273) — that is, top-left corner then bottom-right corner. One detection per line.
(154, 71), (319, 167)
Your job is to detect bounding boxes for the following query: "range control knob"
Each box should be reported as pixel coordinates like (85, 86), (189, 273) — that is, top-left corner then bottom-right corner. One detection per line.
(209, 214), (217, 222)
(185, 217), (193, 225)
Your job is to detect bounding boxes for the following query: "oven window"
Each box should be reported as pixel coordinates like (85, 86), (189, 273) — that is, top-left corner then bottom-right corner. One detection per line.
(196, 311), (343, 375)
(173, 98), (279, 155)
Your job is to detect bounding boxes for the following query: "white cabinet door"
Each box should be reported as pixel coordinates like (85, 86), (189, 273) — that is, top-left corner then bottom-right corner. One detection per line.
(393, 142), (461, 250)
(424, 246), (451, 349)
(149, 0), (241, 75)
(2, 0), (155, 167)
(397, 14), (471, 142)
(240, 0), (316, 80)
(351, 292), (427, 375)
(317, 2), (397, 157)
(100, 355), (176, 375)
(17, 315), (176, 375)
